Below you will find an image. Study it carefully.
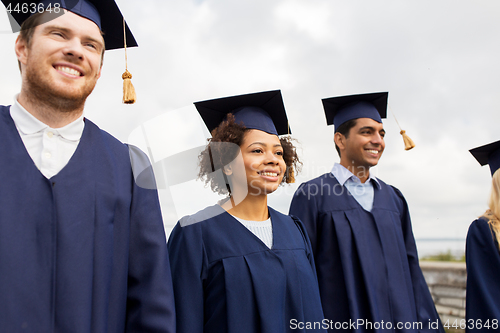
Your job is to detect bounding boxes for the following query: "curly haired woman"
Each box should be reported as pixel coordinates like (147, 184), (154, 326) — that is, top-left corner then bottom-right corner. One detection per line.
(167, 90), (325, 333)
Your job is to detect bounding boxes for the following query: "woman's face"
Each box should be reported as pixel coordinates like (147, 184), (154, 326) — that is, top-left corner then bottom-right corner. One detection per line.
(227, 129), (286, 197)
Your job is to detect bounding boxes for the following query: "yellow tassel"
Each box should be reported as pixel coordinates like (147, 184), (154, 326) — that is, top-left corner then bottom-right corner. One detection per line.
(122, 18), (135, 104)
(400, 130), (415, 151)
(122, 70), (136, 104)
(286, 166), (295, 184)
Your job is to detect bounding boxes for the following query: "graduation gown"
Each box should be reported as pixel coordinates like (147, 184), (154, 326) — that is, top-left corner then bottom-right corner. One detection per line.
(0, 105), (175, 333)
(289, 173), (443, 333)
(466, 217), (500, 331)
(167, 204), (326, 333)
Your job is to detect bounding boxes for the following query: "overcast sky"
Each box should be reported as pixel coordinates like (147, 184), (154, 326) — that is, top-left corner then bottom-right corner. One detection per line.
(1, 0), (499, 253)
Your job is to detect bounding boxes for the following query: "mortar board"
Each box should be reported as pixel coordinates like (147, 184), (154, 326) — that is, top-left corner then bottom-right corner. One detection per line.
(1, 0), (137, 50)
(470, 140), (500, 176)
(322, 92), (388, 131)
(194, 90), (291, 136)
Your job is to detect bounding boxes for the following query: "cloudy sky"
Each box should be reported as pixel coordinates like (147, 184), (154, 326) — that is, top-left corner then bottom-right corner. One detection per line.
(1, 0), (499, 255)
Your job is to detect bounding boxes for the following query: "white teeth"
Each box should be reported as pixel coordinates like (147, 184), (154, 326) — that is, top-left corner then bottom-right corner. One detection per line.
(56, 66), (81, 76)
(366, 150), (379, 154)
(261, 172), (278, 177)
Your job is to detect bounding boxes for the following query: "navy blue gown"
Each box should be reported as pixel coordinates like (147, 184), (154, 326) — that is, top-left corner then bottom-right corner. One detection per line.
(167, 204), (326, 333)
(0, 105), (175, 333)
(466, 217), (500, 332)
(289, 173), (443, 332)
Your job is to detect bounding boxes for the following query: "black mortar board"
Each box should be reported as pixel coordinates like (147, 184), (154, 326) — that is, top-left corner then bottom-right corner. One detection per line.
(1, 0), (137, 50)
(194, 90), (291, 136)
(470, 140), (500, 176)
(322, 92), (388, 131)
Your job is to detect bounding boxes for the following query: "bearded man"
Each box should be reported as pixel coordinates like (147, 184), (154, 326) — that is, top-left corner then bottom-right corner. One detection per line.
(0, 1), (175, 332)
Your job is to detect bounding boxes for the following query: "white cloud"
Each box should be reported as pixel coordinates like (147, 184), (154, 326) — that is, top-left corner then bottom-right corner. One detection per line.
(275, 0), (333, 42)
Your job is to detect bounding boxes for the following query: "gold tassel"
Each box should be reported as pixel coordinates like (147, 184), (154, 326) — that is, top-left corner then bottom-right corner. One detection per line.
(400, 130), (415, 151)
(286, 166), (295, 184)
(389, 104), (415, 151)
(122, 18), (136, 104)
(285, 119), (295, 183)
(122, 70), (136, 104)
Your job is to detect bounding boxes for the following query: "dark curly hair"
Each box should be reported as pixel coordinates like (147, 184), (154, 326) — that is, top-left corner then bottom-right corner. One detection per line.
(198, 114), (301, 196)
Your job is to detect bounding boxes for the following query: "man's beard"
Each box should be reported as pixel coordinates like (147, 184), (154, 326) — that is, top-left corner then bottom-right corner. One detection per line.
(23, 60), (98, 112)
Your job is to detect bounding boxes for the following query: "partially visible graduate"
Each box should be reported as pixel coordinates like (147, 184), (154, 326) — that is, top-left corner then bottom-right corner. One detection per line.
(167, 90), (326, 333)
(466, 140), (500, 331)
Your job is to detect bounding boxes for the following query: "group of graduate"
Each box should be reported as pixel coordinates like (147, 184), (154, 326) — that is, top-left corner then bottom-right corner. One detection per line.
(2, 0), (500, 332)
(167, 90), (446, 333)
(168, 90), (500, 333)
(167, 88), (500, 333)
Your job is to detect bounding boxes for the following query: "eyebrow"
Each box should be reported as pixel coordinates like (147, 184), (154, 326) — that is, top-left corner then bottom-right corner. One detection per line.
(42, 25), (104, 48)
(359, 126), (386, 134)
(42, 24), (71, 34)
(247, 142), (283, 149)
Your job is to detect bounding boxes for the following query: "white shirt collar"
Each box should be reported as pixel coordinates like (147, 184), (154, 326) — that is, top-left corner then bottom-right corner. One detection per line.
(10, 95), (84, 141)
(331, 163), (381, 189)
(57, 116), (85, 141)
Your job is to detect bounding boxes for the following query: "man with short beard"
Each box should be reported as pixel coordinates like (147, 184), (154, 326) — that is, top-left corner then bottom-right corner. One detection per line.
(0, 1), (175, 332)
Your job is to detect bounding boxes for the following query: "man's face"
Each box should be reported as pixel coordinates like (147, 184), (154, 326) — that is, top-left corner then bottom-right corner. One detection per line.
(16, 11), (104, 106)
(338, 117), (386, 171)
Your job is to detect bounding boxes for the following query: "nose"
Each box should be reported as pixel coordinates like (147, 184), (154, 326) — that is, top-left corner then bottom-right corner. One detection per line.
(264, 151), (280, 165)
(371, 132), (384, 145)
(63, 38), (85, 61)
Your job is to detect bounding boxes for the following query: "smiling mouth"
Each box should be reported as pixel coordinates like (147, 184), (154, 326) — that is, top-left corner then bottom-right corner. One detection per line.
(55, 66), (82, 77)
(259, 171), (279, 177)
(366, 149), (379, 155)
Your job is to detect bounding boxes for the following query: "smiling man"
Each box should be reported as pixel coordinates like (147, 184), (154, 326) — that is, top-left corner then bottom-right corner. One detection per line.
(0, 1), (175, 332)
(289, 92), (444, 332)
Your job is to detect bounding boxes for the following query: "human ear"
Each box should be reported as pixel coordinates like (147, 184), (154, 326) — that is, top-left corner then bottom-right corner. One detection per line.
(15, 35), (29, 67)
(334, 132), (346, 150)
(96, 55), (104, 78)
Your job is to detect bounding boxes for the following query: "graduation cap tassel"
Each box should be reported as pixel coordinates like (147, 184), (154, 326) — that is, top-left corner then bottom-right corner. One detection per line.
(122, 18), (136, 104)
(287, 166), (295, 184)
(286, 120), (295, 184)
(122, 70), (136, 104)
(390, 105), (415, 151)
(400, 130), (415, 151)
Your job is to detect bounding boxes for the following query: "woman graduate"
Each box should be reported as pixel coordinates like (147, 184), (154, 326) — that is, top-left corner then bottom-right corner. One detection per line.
(467, 140), (500, 332)
(167, 90), (325, 333)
